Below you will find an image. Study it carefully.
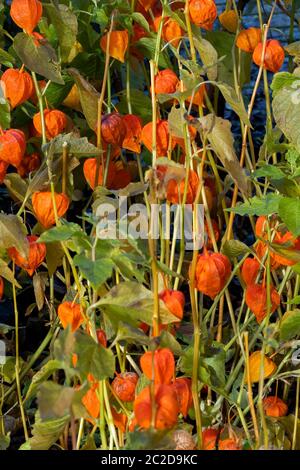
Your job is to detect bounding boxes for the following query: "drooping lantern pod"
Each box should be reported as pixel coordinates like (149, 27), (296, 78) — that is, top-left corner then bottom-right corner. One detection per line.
(141, 120), (174, 156)
(219, 10), (238, 33)
(173, 377), (192, 417)
(166, 168), (199, 205)
(173, 430), (196, 451)
(218, 438), (241, 450)
(111, 372), (139, 402)
(122, 114), (143, 153)
(202, 428), (219, 450)
(0, 129), (26, 168)
(134, 384), (179, 430)
(153, 16), (184, 48)
(188, 0), (218, 30)
(241, 257), (260, 286)
(137, 0), (156, 11)
(159, 289), (185, 321)
(57, 301), (84, 332)
(165, 168), (197, 204)
(111, 408), (128, 433)
(253, 39), (285, 73)
(192, 248), (231, 299)
(262, 396), (288, 418)
(83, 158), (116, 190)
(62, 84), (81, 112)
(8, 235), (46, 277)
(33, 109), (68, 139)
(236, 27), (262, 53)
(109, 163), (132, 190)
(10, 0), (42, 35)
(81, 375), (100, 419)
(17, 152), (41, 178)
(96, 328), (107, 347)
(100, 113), (126, 147)
(186, 83), (206, 107)
(140, 348), (175, 384)
(270, 231), (300, 267)
(1, 68), (34, 109)
(32, 191), (70, 228)
(100, 30), (129, 63)
(248, 351), (277, 383)
(0, 276), (4, 300)
(245, 283), (280, 324)
(154, 69), (180, 95)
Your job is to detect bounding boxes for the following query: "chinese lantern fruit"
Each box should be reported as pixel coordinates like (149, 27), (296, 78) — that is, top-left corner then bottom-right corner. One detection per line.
(245, 283), (280, 323)
(100, 30), (129, 63)
(219, 10), (238, 33)
(112, 372), (138, 402)
(248, 351), (277, 383)
(159, 289), (185, 320)
(58, 301), (84, 332)
(134, 384), (179, 430)
(83, 158), (116, 190)
(140, 348), (175, 384)
(32, 191), (70, 228)
(142, 120), (174, 156)
(8, 235), (46, 277)
(0, 129), (26, 168)
(154, 69), (179, 95)
(236, 27), (261, 52)
(253, 39), (285, 73)
(193, 249), (231, 299)
(241, 257), (260, 286)
(262, 396), (288, 418)
(1, 68), (34, 109)
(189, 0), (217, 30)
(10, 0), (42, 35)
(122, 114), (143, 153)
(100, 113), (126, 147)
(153, 16), (183, 48)
(33, 109), (67, 139)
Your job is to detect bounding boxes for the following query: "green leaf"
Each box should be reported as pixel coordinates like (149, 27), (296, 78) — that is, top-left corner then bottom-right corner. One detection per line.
(228, 194), (282, 216)
(0, 214), (28, 258)
(117, 322), (150, 346)
(131, 12), (150, 32)
(118, 89), (152, 124)
(290, 296), (300, 305)
(195, 114), (249, 195)
(4, 173), (30, 209)
(19, 411), (69, 450)
(135, 37), (172, 69)
(1, 357), (24, 384)
(0, 82), (11, 129)
(222, 240), (252, 259)
(125, 429), (175, 450)
(273, 79), (300, 152)
(278, 197), (300, 237)
(284, 42), (300, 58)
(252, 165), (286, 180)
(46, 242), (64, 277)
(0, 48), (15, 67)
(25, 360), (64, 402)
(38, 382), (74, 420)
(73, 254), (114, 288)
(97, 281), (178, 328)
(68, 68), (99, 129)
(44, 131), (101, 157)
(44, 4), (78, 63)
(38, 222), (85, 243)
(271, 72), (300, 95)
(44, 75), (74, 108)
(193, 37), (218, 81)
(212, 81), (251, 126)
(13, 33), (64, 84)
(159, 330), (182, 356)
(280, 310), (300, 341)
(75, 331), (115, 380)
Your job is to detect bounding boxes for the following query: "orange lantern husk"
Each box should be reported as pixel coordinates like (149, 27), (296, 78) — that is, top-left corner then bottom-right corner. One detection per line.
(33, 109), (67, 139)
(100, 30), (129, 63)
(253, 39), (285, 73)
(153, 16), (183, 48)
(134, 384), (179, 430)
(141, 120), (174, 157)
(1, 68), (34, 109)
(57, 301), (84, 332)
(192, 249), (231, 299)
(140, 348), (175, 384)
(0, 129), (26, 168)
(189, 0), (218, 30)
(0, 276), (4, 300)
(241, 257), (261, 286)
(262, 396), (288, 418)
(159, 289), (185, 320)
(100, 113), (126, 147)
(122, 114), (143, 153)
(173, 377), (192, 417)
(32, 191), (70, 228)
(10, 0), (42, 35)
(236, 27), (262, 52)
(248, 351), (277, 383)
(111, 372), (138, 402)
(8, 235), (46, 276)
(245, 283), (280, 324)
(83, 158), (116, 190)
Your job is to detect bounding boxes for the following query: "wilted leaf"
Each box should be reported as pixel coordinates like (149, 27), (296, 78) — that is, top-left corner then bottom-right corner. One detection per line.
(25, 359), (64, 401)
(212, 81), (251, 126)
(0, 214), (28, 258)
(280, 310), (300, 341)
(44, 4), (78, 63)
(19, 411), (69, 450)
(4, 173), (31, 210)
(68, 68), (99, 130)
(194, 37), (218, 81)
(273, 79), (300, 151)
(33, 272), (48, 311)
(195, 114), (249, 195)
(0, 259), (21, 288)
(44, 132), (101, 157)
(14, 33), (64, 84)
(46, 242), (64, 277)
